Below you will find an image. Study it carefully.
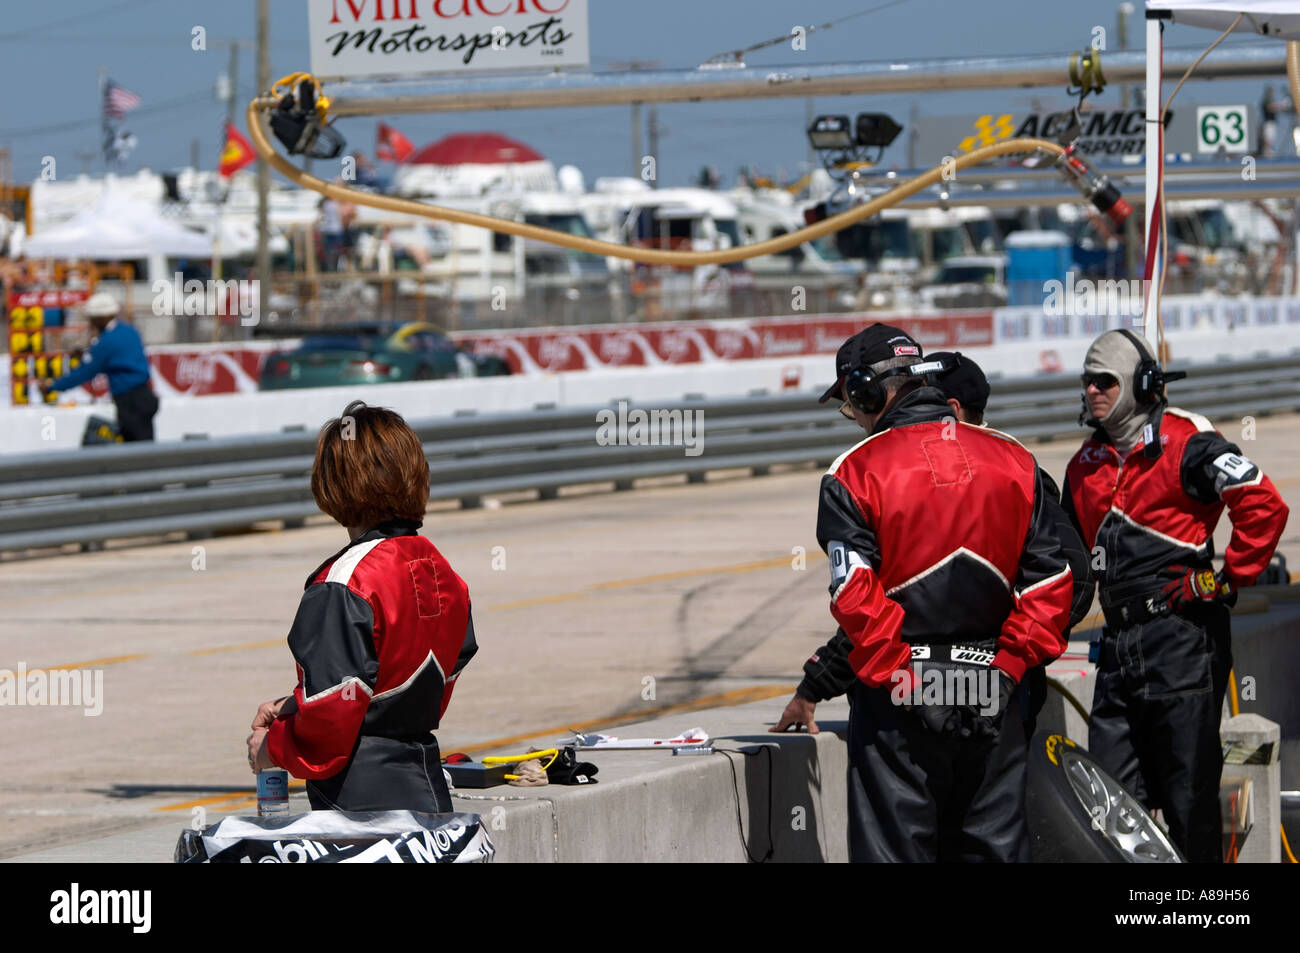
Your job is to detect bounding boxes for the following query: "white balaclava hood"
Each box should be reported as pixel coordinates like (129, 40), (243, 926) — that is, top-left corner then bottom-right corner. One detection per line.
(1082, 330), (1156, 452)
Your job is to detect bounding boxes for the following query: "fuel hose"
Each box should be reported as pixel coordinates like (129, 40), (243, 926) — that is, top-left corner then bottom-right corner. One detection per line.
(246, 73), (1069, 266)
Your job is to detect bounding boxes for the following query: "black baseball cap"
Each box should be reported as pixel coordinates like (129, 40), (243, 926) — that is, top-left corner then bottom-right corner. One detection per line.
(818, 323), (924, 404)
(928, 351), (990, 413)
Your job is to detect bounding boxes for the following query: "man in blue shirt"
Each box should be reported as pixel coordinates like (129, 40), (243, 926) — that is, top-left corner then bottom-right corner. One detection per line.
(43, 291), (159, 441)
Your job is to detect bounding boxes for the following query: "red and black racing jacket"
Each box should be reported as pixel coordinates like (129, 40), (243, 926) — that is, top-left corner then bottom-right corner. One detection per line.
(816, 387), (1073, 690)
(1063, 407), (1288, 617)
(267, 520), (477, 806)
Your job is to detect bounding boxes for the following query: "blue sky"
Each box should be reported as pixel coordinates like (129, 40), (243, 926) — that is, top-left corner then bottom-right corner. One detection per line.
(0, 0), (1283, 187)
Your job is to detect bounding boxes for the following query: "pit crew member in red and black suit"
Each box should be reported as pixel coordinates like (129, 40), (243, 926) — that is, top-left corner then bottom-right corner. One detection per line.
(774, 324), (1073, 862)
(775, 352), (1096, 745)
(1062, 330), (1288, 862)
(246, 401), (478, 813)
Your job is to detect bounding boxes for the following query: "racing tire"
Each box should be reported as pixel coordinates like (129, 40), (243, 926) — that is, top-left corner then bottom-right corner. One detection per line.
(1026, 729), (1184, 863)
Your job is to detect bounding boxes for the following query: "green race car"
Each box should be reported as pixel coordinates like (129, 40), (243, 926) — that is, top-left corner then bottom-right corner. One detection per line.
(259, 322), (509, 390)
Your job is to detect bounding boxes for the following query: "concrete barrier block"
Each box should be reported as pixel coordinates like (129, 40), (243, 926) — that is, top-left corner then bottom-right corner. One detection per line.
(1220, 713), (1282, 864)
(452, 697), (851, 863)
(1040, 644), (1097, 748)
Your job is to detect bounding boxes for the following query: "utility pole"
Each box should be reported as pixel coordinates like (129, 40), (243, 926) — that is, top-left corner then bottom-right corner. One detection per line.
(632, 102), (642, 177)
(213, 41), (249, 284)
(225, 42), (241, 130)
(255, 0), (271, 320)
(607, 60), (658, 179)
(907, 101), (918, 169)
(1118, 3), (1140, 281)
(1118, 3), (1133, 109)
(98, 67), (109, 171)
(805, 96), (816, 177)
(647, 107), (662, 189)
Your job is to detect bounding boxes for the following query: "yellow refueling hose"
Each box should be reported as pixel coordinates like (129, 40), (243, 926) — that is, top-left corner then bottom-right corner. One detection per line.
(248, 73), (1067, 266)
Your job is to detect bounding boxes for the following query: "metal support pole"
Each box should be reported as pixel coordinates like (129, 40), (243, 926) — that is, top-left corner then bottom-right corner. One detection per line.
(255, 0), (271, 327)
(1144, 15), (1163, 353)
(323, 45), (1286, 117)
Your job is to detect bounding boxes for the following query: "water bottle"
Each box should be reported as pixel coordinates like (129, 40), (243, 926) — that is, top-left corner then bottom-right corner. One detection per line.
(257, 769), (290, 817)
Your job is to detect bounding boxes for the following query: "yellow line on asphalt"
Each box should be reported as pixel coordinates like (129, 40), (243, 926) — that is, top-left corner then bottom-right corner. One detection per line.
(450, 684), (795, 756)
(485, 552), (818, 612)
(5, 554), (810, 677)
(156, 781), (307, 813)
(188, 639), (284, 657)
(0, 653), (147, 678)
(483, 591), (590, 612)
(590, 554), (816, 590)
(2, 566), (280, 610)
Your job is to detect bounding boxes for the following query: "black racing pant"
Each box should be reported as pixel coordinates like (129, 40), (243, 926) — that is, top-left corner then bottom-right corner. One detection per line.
(306, 735), (451, 814)
(846, 678), (1031, 862)
(1089, 603), (1232, 863)
(113, 382), (159, 442)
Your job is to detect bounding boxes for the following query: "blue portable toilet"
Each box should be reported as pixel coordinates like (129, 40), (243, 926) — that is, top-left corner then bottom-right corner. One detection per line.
(1005, 230), (1072, 306)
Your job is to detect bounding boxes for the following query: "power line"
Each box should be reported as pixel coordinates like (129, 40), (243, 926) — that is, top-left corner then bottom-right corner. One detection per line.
(0, 87), (212, 139)
(0, 0), (169, 43)
(702, 0), (910, 66)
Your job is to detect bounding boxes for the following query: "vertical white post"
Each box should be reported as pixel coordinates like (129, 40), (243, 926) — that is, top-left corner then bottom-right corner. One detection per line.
(1143, 15), (1163, 352)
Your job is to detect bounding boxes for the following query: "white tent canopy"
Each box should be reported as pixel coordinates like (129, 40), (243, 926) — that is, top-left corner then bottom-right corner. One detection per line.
(22, 186), (213, 261)
(1147, 0), (1300, 38)
(209, 216), (289, 258)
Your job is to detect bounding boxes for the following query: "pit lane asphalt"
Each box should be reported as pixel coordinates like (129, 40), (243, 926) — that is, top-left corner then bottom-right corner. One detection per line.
(1, 414), (1297, 859)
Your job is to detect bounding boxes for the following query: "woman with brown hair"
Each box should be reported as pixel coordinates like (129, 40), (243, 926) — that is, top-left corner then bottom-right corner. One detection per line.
(246, 400), (477, 813)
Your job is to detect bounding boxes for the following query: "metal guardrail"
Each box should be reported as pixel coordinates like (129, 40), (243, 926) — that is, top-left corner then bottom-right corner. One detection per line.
(2, 356), (1299, 556)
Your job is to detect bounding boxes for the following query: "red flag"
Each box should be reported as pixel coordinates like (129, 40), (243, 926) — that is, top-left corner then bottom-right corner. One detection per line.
(219, 122), (256, 178)
(376, 122), (414, 163)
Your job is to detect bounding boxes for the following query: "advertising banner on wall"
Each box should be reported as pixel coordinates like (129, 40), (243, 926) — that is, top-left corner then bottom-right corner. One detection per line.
(456, 313), (997, 374)
(307, 0), (590, 80)
(912, 104), (1257, 161)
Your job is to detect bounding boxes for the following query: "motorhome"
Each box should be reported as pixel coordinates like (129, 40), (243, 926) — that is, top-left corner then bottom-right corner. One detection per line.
(579, 181), (754, 315)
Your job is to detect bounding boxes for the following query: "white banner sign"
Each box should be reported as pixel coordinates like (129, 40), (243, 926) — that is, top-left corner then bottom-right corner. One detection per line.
(307, 0), (590, 79)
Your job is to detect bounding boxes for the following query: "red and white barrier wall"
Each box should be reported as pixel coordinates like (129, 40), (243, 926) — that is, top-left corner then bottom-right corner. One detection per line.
(2, 299), (1298, 453)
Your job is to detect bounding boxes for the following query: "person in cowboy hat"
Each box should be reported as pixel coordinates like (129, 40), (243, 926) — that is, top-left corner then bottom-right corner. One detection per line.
(44, 291), (159, 441)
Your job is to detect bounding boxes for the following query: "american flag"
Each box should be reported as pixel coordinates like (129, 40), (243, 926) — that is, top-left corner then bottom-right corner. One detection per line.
(103, 80), (141, 121)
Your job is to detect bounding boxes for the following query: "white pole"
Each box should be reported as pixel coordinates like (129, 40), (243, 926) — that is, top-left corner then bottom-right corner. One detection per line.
(1143, 15), (1162, 353)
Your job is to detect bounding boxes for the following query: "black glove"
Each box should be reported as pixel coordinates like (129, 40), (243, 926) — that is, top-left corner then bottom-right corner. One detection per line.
(913, 703), (968, 738)
(545, 746), (598, 785)
(965, 671), (1016, 740)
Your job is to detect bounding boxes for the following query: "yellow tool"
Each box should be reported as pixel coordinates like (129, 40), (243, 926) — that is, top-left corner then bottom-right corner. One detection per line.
(480, 748), (560, 781)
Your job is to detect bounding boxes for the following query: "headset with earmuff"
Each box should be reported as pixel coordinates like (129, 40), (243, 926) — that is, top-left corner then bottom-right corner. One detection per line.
(1111, 328), (1188, 459)
(844, 358), (949, 415)
(1115, 328), (1186, 404)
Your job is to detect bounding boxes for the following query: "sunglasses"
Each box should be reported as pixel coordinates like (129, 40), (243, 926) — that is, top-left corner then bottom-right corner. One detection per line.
(1081, 373), (1119, 390)
(838, 399), (856, 420)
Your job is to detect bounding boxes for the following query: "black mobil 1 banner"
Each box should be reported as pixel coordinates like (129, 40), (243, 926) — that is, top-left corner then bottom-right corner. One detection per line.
(913, 105), (1255, 161)
(307, 0), (590, 79)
